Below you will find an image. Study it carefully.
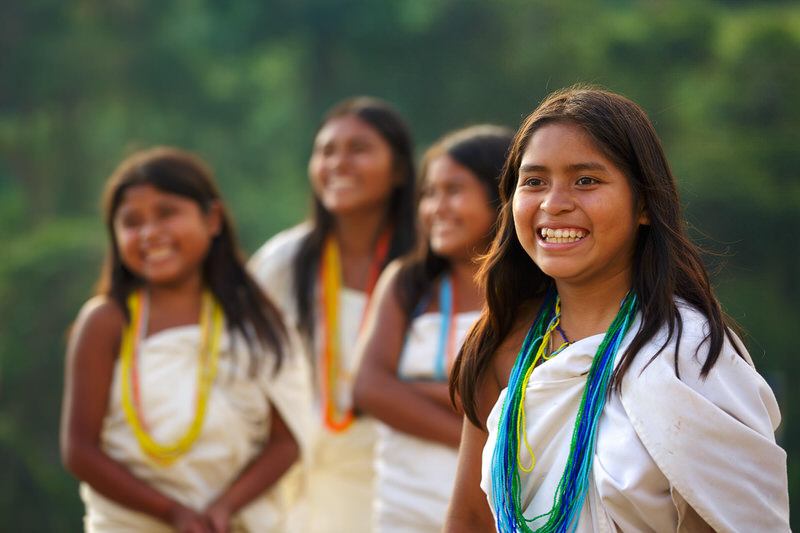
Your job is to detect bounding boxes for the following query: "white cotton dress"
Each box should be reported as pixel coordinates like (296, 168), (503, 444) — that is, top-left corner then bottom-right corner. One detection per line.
(481, 300), (790, 533)
(81, 324), (314, 533)
(249, 223), (376, 533)
(373, 308), (481, 533)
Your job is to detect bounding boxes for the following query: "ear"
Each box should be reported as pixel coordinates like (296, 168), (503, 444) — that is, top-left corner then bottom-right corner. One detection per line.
(392, 162), (407, 187)
(637, 200), (650, 226)
(206, 200), (224, 237)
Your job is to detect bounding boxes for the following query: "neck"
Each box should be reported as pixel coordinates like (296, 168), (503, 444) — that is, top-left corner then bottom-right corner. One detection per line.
(147, 274), (204, 302)
(555, 270), (633, 342)
(144, 275), (206, 333)
(332, 209), (389, 256)
(448, 257), (484, 312)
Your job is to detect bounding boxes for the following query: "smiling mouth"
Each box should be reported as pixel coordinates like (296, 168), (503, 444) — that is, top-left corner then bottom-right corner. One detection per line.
(326, 176), (358, 190)
(538, 227), (586, 243)
(144, 247), (174, 261)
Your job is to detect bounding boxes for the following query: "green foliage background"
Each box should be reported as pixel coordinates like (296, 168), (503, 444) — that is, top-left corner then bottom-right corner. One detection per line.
(1, 0), (797, 529)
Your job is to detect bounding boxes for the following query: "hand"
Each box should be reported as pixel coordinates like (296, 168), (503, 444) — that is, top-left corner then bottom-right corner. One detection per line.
(205, 500), (232, 533)
(168, 504), (214, 533)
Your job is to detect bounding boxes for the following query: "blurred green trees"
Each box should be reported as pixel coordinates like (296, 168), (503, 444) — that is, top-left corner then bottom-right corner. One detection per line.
(1, 0), (798, 529)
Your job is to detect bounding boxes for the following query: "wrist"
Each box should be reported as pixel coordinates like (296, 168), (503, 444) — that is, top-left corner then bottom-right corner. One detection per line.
(164, 501), (192, 526)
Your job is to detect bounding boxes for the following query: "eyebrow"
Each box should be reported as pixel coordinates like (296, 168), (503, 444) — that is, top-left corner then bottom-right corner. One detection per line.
(519, 162), (608, 173)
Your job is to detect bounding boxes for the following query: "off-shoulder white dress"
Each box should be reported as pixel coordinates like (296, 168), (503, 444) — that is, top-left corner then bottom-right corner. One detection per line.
(481, 301), (790, 533)
(81, 324), (313, 532)
(374, 308), (480, 533)
(249, 223), (376, 533)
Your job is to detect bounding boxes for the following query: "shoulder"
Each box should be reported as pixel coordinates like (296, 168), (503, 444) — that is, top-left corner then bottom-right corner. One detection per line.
(72, 296), (125, 337)
(628, 299), (757, 385)
(378, 258), (405, 288)
(67, 295), (126, 363)
(621, 297), (781, 445)
(368, 259), (407, 319)
(248, 222), (312, 275)
(476, 297), (541, 424)
(248, 223), (313, 309)
(618, 300), (789, 531)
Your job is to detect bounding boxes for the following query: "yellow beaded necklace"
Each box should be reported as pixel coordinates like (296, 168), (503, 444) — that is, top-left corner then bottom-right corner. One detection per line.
(120, 288), (223, 464)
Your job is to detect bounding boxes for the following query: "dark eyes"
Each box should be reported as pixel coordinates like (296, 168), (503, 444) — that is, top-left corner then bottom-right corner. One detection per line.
(116, 205), (179, 228)
(118, 215), (142, 228)
(520, 176), (599, 187)
(521, 177), (545, 187)
(316, 141), (373, 156)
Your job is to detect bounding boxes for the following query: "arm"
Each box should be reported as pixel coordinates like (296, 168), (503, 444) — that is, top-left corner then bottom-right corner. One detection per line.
(443, 418), (496, 532)
(205, 407), (299, 533)
(60, 297), (211, 532)
(353, 261), (462, 448)
(408, 381), (460, 412)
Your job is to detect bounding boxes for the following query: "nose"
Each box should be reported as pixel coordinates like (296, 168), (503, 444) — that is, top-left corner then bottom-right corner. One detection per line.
(540, 182), (574, 215)
(423, 190), (449, 218)
(326, 149), (350, 172)
(139, 219), (161, 242)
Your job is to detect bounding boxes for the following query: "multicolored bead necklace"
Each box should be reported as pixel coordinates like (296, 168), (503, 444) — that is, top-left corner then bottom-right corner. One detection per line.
(120, 288), (223, 464)
(491, 289), (638, 532)
(318, 228), (392, 432)
(433, 274), (458, 381)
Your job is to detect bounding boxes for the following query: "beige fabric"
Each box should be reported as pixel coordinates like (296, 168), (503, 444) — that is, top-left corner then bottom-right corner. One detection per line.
(375, 309), (481, 533)
(249, 224), (377, 533)
(482, 301), (790, 532)
(81, 324), (313, 532)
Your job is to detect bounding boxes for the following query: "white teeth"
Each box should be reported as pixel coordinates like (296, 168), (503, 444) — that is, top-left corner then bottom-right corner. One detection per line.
(145, 247), (173, 261)
(539, 228), (586, 243)
(327, 176), (357, 190)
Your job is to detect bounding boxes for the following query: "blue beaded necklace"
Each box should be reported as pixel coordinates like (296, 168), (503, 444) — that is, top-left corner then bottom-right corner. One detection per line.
(491, 289), (639, 532)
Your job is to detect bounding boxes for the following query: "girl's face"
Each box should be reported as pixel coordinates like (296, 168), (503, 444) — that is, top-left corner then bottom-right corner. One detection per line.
(419, 155), (496, 262)
(513, 121), (648, 289)
(308, 114), (399, 218)
(113, 184), (221, 289)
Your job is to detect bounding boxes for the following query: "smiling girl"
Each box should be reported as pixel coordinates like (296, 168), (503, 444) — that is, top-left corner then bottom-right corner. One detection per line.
(445, 88), (790, 532)
(249, 97), (417, 532)
(60, 147), (312, 532)
(353, 125), (513, 532)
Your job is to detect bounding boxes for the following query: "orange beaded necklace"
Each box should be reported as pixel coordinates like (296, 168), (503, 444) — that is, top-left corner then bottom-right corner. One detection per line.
(318, 228), (392, 432)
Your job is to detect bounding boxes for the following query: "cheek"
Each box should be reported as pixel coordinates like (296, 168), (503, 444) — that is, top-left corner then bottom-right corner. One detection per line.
(512, 196), (539, 247)
(364, 154), (395, 184)
(114, 228), (136, 250)
(308, 158), (323, 185)
(463, 198), (495, 231)
(417, 200), (434, 230)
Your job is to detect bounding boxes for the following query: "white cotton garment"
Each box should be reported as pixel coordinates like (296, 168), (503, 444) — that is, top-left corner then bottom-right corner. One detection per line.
(374, 309), (481, 533)
(249, 224), (377, 533)
(481, 301), (790, 533)
(81, 324), (314, 533)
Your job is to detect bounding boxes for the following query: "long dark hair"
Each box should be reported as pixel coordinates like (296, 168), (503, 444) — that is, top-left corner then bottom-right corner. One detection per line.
(293, 96), (417, 336)
(394, 125), (513, 318)
(452, 86), (744, 426)
(97, 146), (287, 372)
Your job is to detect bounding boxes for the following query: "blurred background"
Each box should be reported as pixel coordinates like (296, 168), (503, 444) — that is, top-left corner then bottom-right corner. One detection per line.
(1, 0), (798, 529)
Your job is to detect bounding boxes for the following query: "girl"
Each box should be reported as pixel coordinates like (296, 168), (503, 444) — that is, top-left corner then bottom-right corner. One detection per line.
(445, 88), (790, 532)
(248, 96), (417, 532)
(60, 147), (313, 533)
(353, 125), (513, 532)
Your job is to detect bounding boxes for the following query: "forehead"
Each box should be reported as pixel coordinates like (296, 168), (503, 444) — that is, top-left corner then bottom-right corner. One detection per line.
(425, 154), (477, 183)
(115, 183), (192, 211)
(314, 114), (383, 145)
(520, 121), (605, 165)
